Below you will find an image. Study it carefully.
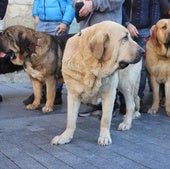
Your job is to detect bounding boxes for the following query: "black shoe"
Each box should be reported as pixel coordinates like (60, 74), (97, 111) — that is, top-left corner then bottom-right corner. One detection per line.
(0, 95), (2, 102)
(23, 93), (34, 105)
(119, 104), (126, 115)
(23, 91), (62, 106)
(114, 100), (119, 111)
(139, 101), (148, 113)
(23, 93), (46, 105)
(79, 104), (102, 117)
(53, 91), (62, 105)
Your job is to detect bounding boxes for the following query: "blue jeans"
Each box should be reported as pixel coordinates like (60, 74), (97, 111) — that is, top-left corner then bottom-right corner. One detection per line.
(36, 20), (70, 92)
(119, 28), (149, 104)
(36, 20), (69, 36)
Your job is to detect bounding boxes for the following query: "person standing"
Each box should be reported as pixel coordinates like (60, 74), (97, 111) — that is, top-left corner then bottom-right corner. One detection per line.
(119, 0), (160, 114)
(73, 0), (124, 30)
(72, 0), (124, 117)
(23, 0), (75, 105)
(160, 0), (170, 18)
(0, 0), (8, 102)
(0, 0), (8, 33)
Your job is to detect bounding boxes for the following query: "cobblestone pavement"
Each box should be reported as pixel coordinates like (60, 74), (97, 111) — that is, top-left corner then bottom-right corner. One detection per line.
(0, 81), (170, 169)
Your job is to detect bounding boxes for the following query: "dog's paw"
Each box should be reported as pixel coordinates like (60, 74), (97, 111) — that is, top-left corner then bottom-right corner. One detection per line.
(42, 106), (53, 113)
(133, 111), (141, 119)
(147, 107), (158, 114)
(98, 136), (112, 146)
(26, 104), (39, 110)
(51, 134), (72, 145)
(118, 122), (131, 131)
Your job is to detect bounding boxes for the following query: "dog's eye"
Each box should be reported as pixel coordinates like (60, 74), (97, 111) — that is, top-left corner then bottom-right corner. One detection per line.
(122, 35), (128, 41)
(162, 25), (167, 30)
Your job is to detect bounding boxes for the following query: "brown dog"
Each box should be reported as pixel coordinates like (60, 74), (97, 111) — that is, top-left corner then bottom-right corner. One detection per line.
(0, 25), (72, 113)
(146, 19), (170, 116)
(51, 21), (143, 146)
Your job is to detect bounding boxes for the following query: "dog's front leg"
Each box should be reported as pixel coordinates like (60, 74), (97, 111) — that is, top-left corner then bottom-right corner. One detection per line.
(165, 82), (170, 116)
(51, 91), (80, 145)
(118, 89), (135, 131)
(148, 76), (160, 114)
(98, 74), (118, 146)
(26, 78), (41, 110)
(42, 77), (56, 113)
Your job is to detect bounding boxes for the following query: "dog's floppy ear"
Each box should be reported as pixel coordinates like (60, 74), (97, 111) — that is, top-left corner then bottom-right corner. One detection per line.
(150, 25), (161, 47)
(89, 31), (109, 60)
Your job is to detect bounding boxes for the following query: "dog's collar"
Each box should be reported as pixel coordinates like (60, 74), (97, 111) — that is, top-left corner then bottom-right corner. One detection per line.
(144, 36), (150, 42)
(26, 33), (39, 56)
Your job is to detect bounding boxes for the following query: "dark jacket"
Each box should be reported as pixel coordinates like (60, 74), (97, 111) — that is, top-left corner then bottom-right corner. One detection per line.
(0, 0), (8, 20)
(122, 0), (160, 29)
(160, 0), (170, 18)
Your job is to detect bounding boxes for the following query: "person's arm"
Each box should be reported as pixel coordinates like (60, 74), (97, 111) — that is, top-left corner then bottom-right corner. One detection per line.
(93, 0), (123, 12)
(56, 0), (75, 34)
(32, 0), (40, 23)
(32, 0), (39, 18)
(122, 5), (139, 37)
(122, 7), (130, 27)
(0, 0), (8, 20)
(159, 0), (170, 18)
(62, 0), (75, 26)
(73, 0), (123, 17)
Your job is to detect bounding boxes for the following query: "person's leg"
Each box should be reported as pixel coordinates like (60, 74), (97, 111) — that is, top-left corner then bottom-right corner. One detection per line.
(138, 58), (147, 99)
(0, 95), (2, 102)
(135, 33), (148, 113)
(118, 91), (126, 115)
(54, 83), (63, 104)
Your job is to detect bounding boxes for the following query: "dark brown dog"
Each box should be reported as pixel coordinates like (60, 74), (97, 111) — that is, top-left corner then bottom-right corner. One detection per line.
(0, 25), (73, 112)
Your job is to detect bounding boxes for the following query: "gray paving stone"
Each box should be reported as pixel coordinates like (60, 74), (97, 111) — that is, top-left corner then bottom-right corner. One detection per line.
(0, 82), (170, 169)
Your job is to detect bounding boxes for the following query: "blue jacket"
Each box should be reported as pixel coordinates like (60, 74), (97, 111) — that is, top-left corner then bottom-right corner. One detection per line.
(32, 0), (75, 26)
(122, 0), (160, 29)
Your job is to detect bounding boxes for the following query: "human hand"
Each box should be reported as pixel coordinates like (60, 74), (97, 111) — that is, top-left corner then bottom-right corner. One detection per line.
(34, 16), (39, 24)
(127, 23), (139, 37)
(79, 0), (93, 17)
(56, 23), (67, 34)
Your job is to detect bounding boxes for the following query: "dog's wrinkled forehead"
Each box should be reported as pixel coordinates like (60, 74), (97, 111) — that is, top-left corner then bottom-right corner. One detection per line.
(156, 19), (170, 30)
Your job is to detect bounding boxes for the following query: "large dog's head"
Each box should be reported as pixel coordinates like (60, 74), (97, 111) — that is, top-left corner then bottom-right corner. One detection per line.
(150, 19), (170, 57)
(0, 25), (36, 65)
(63, 21), (143, 78)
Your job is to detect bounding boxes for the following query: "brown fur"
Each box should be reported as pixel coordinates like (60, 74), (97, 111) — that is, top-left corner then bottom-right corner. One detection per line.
(0, 25), (72, 113)
(146, 19), (170, 116)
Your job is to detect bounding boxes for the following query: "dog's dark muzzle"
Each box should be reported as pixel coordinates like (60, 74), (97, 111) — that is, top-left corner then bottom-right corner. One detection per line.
(119, 48), (144, 69)
(165, 33), (170, 48)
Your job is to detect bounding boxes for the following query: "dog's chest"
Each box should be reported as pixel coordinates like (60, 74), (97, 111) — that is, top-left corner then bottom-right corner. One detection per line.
(151, 61), (170, 83)
(80, 77), (111, 105)
(24, 61), (45, 81)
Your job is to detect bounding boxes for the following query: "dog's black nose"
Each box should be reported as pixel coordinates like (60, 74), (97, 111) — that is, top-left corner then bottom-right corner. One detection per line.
(165, 33), (170, 47)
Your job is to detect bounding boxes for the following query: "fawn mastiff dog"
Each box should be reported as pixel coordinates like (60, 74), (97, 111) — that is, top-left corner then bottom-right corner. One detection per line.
(0, 25), (72, 113)
(51, 21), (144, 146)
(146, 19), (170, 116)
